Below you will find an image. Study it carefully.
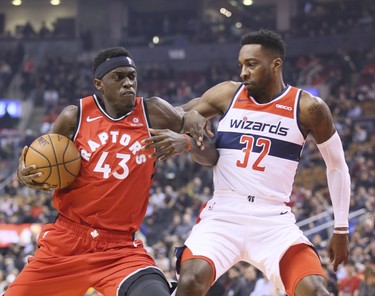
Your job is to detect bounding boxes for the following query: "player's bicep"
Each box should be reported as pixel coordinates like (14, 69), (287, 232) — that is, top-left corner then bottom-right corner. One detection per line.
(51, 105), (78, 138)
(147, 97), (183, 132)
(300, 95), (336, 144)
(179, 98), (200, 112)
(178, 97), (218, 119)
(178, 81), (238, 118)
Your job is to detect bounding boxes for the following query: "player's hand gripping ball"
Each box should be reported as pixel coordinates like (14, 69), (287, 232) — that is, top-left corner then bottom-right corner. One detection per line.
(25, 134), (81, 189)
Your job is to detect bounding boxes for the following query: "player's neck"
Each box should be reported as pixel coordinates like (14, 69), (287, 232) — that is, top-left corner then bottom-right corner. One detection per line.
(253, 82), (287, 104)
(98, 96), (135, 118)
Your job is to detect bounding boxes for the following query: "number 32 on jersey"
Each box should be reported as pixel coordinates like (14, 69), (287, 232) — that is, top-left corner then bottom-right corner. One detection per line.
(236, 135), (271, 172)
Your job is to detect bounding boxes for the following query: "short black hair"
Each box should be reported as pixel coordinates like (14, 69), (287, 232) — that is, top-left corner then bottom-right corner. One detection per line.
(240, 29), (285, 60)
(93, 47), (133, 74)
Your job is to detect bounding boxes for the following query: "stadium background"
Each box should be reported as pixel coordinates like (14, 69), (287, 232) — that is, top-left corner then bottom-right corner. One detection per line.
(0, 0), (374, 295)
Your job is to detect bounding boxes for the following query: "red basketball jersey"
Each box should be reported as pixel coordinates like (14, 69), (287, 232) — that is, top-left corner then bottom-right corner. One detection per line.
(53, 95), (155, 232)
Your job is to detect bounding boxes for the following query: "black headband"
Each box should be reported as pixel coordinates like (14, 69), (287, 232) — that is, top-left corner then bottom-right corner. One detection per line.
(94, 56), (136, 79)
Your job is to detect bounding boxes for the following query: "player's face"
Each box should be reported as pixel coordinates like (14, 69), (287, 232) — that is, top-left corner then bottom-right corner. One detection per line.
(95, 66), (138, 105)
(238, 44), (277, 99)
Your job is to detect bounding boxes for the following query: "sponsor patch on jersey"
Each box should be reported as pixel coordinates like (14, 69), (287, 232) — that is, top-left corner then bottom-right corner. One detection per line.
(275, 104), (293, 111)
(130, 117), (144, 127)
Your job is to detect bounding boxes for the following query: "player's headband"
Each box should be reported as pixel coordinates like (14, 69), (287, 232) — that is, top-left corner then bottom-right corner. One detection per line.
(94, 56), (136, 79)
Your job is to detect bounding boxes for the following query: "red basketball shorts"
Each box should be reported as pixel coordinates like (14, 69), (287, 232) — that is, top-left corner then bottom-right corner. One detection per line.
(5, 216), (159, 296)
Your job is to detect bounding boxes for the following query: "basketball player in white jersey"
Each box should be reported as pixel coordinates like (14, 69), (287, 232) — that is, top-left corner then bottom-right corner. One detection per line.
(143, 29), (351, 296)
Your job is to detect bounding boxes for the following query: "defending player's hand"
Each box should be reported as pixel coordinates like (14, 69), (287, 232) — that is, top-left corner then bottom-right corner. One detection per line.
(182, 110), (214, 150)
(142, 128), (190, 160)
(327, 232), (349, 272)
(16, 146), (54, 192)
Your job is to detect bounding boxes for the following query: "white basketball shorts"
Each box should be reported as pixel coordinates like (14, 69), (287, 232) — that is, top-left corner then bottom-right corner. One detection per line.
(184, 192), (312, 292)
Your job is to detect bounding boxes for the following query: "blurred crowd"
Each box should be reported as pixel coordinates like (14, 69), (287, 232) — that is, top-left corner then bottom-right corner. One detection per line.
(0, 0), (373, 48)
(0, 1), (375, 294)
(125, 0), (375, 46)
(0, 45), (374, 294)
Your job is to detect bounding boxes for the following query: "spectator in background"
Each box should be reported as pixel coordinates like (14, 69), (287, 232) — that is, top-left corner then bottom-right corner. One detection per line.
(358, 263), (375, 296)
(20, 56), (35, 100)
(173, 212), (194, 241)
(222, 265), (248, 296)
(0, 105), (17, 129)
(322, 263), (339, 296)
(150, 186), (167, 208)
(338, 260), (362, 296)
(251, 273), (283, 296)
(21, 22), (35, 39)
(0, 60), (13, 93)
(42, 87), (59, 112)
(38, 21), (51, 38)
(0, 270), (8, 294)
(352, 124), (368, 144)
(240, 264), (258, 296)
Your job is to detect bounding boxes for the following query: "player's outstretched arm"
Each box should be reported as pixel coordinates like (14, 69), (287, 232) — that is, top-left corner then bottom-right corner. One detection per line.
(318, 128), (351, 271)
(299, 92), (351, 272)
(142, 128), (218, 166)
(177, 81), (240, 148)
(144, 96), (219, 166)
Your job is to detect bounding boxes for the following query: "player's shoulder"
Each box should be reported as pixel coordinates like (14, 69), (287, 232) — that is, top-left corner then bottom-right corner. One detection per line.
(57, 105), (78, 125)
(60, 105), (79, 119)
(299, 90), (328, 113)
(143, 96), (169, 113)
(144, 96), (164, 104)
(298, 90), (333, 131)
(52, 105), (79, 137)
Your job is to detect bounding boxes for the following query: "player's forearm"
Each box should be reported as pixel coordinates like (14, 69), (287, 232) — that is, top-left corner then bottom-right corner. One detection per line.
(317, 132), (351, 228)
(185, 134), (219, 166)
(175, 98), (201, 114)
(326, 168), (351, 229)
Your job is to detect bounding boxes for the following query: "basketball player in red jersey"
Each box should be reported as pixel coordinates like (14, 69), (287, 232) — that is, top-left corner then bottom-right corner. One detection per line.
(144, 30), (351, 296)
(12, 47), (218, 296)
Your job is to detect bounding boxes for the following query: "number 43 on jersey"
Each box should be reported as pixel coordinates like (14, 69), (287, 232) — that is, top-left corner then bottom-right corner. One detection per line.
(93, 151), (147, 179)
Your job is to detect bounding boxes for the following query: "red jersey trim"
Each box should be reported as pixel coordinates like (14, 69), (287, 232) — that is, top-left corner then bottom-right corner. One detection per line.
(232, 86), (299, 119)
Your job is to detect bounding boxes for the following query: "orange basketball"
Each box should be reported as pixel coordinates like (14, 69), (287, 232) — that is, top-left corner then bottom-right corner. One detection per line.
(25, 134), (81, 189)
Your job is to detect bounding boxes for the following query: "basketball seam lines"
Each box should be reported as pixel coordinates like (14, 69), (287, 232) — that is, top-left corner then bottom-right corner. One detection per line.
(49, 134), (62, 189)
(28, 146), (52, 183)
(34, 157), (80, 167)
(63, 140), (80, 177)
(35, 158), (80, 170)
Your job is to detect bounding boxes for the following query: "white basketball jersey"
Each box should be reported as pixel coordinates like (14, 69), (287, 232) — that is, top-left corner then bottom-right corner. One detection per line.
(214, 84), (306, 202)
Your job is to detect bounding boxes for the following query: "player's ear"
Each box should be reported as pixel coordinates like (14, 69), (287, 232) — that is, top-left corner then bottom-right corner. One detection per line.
(272, 58), (282, 72)
(94, 78), (102, 90)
